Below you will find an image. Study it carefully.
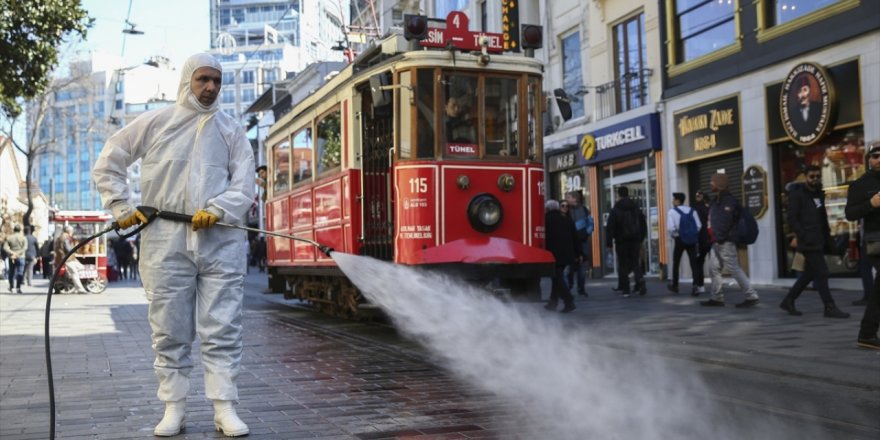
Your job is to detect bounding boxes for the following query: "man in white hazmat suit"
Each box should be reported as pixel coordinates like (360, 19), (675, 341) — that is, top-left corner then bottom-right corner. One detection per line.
(92, 53), (254, 437)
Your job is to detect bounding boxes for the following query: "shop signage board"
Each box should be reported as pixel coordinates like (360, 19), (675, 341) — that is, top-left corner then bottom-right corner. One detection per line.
(577, 113), (661, 166)
(547, 149), (579, 173)
(501, 0), (520, 51)
(779, 62), (837, 146)
(673, 94), (742, 164)
(742, 165), (768, 219)
(766, 60), (859, 144)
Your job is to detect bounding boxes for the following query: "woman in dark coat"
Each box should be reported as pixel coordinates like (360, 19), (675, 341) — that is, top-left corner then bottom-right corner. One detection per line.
(544, 199), (579, 313)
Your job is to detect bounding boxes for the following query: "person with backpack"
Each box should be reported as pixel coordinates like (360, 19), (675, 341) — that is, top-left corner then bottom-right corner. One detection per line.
(666, 192), (702, 295)
(606, 186), (647, 297)
(701, 172), (760, 308)
(564, 191), (593, 297)
(780, 166), (850, 319)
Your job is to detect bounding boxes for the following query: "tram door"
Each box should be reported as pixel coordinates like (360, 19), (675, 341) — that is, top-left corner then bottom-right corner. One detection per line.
(359, 83), (395, 260)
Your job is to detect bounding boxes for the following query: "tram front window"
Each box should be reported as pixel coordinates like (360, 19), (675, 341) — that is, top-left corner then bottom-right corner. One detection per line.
(442, 75), (477, 157)
(485, 77), (518, 157)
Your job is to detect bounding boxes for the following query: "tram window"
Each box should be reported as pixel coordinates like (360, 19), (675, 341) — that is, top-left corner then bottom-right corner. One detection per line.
(399, 71), (413, 159)
(415, 69), (435, 158)
(292, 128), (313, 185)
(442, 75), (477, 155)
(485, 77), (519, 157)
(527, 77), (543, 161)
(272, 138), (290, 193)
(316, 109), (341, 174)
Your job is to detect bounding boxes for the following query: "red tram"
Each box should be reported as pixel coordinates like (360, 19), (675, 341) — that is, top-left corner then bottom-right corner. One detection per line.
(264, 13), (554, 317)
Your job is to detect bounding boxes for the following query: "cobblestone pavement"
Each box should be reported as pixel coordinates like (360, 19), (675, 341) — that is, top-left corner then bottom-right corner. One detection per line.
(1, 270), (878, 439)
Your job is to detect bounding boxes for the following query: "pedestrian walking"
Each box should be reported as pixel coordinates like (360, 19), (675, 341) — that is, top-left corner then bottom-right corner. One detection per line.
(701, 173), (759, 308)
(93, 53), (255, 436)
(40, 236), (54, 279)
(666, 192), (702, 295)
(544, 199), (578, 313)
(692, 189), (711, 295)
(606, 186), (647, 297)
(564, 191), (593, 297)
(3, 225), (26, 294)
(23, 227), (39, 287)
(779, 166), (849, 318)
(844, 140), (880, 350)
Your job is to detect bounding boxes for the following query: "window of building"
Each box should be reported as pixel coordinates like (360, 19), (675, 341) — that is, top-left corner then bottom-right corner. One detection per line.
(435, 0), (469, 17)
(263, 68), (278, 84)
(242, 88), (255, 103)
(93, 101), (104, 117)
(561, 31), (584, 120)
(222, 71), (235, 85)
(316, 110), (341, 175)
(673, 0), (737, 64)
(115, 99), (123, 110)
(241, 70), (255, 84)
(613, 13), (648, 114)
(292, 127), (313, 184)
(771, 0), (844, 25)
(222, 89), (235, 104)
(756, 0), (857, 41)
(479, 0), (487, 31)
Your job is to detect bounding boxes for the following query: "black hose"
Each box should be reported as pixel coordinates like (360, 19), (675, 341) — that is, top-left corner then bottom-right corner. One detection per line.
(46, 210), (155, 440)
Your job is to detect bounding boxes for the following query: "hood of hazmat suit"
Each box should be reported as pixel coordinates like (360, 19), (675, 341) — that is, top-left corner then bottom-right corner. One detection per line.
(92, 53), (255, 402)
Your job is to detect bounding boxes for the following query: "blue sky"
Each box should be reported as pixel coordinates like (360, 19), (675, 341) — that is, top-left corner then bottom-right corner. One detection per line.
(75, 0), (211, 68)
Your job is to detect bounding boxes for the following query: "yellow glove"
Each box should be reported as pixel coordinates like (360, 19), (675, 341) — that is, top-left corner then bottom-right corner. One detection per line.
(118, 209), (149, 229)
(192, 209), (219, 231)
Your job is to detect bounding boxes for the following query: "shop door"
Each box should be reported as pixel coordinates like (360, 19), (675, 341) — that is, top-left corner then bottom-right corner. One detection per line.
(599, 156), (659, 278)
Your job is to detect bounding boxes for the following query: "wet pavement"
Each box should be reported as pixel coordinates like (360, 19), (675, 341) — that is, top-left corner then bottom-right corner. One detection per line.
(1, 270), (878, 439)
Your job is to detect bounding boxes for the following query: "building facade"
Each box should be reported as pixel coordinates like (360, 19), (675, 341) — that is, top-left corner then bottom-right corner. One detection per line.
(29, 53), (177, 212)
(659, 0), (880, 286)
(209, 0), (350, 120)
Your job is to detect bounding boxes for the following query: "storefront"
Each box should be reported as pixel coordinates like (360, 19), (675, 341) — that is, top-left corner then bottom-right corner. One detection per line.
(768, 59), (866, 279)
(546, 146), (589, 204)
(662, 32), (878, 286)
(578, 113), (664, 278)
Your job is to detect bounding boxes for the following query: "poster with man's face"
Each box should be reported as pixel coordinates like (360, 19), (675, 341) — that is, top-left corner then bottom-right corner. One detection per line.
(780, 62), (836, 146)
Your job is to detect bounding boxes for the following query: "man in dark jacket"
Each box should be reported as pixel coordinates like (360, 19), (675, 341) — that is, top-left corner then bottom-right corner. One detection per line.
(544, 199), (577, 313)
(780, 166), (849, 318)
(845, 141), (880, 350)
(564, 190), (592, 296)
(701, 173), (759, 308)
(692, 189), (711, 295)
(606, 186), (646, 296)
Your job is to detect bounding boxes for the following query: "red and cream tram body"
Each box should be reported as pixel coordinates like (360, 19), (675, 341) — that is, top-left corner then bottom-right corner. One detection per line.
(264, 13), (554, 317)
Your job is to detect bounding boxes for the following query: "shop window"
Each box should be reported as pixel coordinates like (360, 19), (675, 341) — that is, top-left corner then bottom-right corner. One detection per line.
(316, 110), (341, 175)
(775, 128), (865, 277)
(484, 77), (519, 157)
(612, 13), (648, 115)
(671, 0), (737, 64)
(561, 31), (584, 120)
(292, 127), (313, 184)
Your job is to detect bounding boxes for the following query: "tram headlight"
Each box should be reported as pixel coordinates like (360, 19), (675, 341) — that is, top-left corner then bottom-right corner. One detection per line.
(467, 194), (503, 233)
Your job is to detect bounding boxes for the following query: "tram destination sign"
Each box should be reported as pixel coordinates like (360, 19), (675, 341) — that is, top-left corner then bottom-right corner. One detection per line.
(421, 11), (505, 53)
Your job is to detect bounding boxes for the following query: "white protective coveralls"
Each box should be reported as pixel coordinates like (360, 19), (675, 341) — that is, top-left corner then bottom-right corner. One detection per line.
(92, 53), (255, 402)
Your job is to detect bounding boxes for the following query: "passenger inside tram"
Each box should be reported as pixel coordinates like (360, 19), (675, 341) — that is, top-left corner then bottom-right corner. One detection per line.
(444, 91), (476, 144)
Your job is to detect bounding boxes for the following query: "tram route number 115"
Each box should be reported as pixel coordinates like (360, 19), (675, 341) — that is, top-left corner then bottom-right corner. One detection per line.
(409, 177), (428, 193)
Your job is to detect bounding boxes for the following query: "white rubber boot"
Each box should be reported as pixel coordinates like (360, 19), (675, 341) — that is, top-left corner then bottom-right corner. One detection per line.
(213, 400), (249, 437)
(153, 400), (186, 436)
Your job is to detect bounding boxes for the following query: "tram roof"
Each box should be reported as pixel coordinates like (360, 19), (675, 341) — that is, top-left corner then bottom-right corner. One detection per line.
(267, 32), (544, 142)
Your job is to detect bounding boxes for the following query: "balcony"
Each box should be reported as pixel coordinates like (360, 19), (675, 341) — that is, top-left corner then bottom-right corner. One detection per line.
(587, 68), (653, 121)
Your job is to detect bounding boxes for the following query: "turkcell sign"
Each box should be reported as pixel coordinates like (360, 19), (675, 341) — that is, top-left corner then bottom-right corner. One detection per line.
(577, 113), (661, 165)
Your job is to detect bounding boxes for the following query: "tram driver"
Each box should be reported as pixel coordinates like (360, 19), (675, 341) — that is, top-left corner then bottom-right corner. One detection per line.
(444, 91), (476, 145)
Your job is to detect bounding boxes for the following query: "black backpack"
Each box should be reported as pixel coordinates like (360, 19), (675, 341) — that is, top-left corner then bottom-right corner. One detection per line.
(618, 208), (643, 241)
(734, 204), (759, 245)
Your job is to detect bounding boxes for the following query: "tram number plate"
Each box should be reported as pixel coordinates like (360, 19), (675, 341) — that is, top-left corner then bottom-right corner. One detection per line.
(81, 265), (98, 278)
